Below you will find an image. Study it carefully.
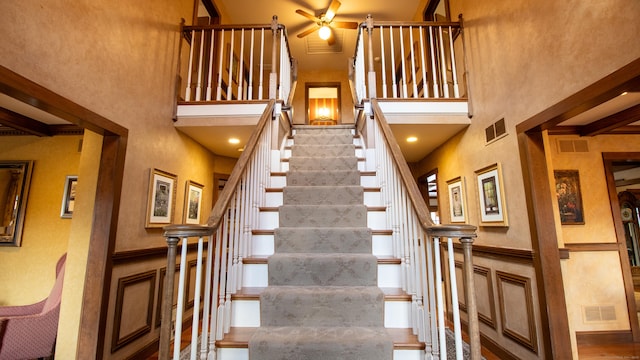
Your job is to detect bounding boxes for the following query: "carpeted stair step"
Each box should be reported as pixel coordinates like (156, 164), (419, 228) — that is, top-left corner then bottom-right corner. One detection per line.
(286, 170), (361, 186)
(291, 143), (356, 157)
(249, 326), (393, 360)
(294, 125), (354, 135)
(260, 285), (385, 327)
(283, 186), (363, 205)
(268, 253), (377, 286)
(288, 156), (358, 171)
(292, 133), (353, 145)
(279, 204), (367, 227)
(274, 227), (372, 253)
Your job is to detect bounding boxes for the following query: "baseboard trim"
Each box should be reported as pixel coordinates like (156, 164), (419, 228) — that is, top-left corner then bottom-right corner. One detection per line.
(576, 330), (633, 346)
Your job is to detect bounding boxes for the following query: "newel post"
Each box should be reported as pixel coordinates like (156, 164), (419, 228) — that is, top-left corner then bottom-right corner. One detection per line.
(365, 14), (376, 99)
(269, 15), (279, 99)
(158, 234), (179, 360)
(460, 234), (481, 359)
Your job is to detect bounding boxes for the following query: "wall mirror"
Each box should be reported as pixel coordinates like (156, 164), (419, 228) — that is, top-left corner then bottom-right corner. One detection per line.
(0, 160), (34, 247)
(305, 82), (341, 125)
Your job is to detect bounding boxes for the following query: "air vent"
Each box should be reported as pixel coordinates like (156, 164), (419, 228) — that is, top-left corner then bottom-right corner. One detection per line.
(557, 139), (589, 153)
(485, 118), (506, 143)
(305, 30), (343, 54)
(583, 305), (616, 322)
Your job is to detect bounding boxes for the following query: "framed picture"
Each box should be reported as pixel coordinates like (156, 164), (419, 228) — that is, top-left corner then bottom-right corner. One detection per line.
(184, 180), (204, 224)
(146, 168), (177, 228)
(60, 175), (78, 219)
(447, 176), (467, 223)
(475, 163), (508, 227)
(554, 170), (585, 225)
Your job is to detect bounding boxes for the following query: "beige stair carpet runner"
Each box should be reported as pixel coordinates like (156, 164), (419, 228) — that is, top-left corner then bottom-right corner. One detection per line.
(248, 126), (394, 360)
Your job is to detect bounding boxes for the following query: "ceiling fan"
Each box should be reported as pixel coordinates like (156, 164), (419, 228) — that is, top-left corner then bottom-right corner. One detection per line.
(295, 0), (359, 45)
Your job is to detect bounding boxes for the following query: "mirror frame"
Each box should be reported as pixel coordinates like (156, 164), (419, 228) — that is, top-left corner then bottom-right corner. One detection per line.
(0, 160), (34, 247)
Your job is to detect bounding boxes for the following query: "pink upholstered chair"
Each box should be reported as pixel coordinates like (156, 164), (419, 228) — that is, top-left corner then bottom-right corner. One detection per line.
(0, 253), (66, 360)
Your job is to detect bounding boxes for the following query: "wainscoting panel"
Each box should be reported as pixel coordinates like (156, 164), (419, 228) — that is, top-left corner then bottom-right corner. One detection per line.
(111, 270), (157, 353)
(455, 261), (496, 329)
(156, 265), (180, 328)
(496, 270), (538, 354)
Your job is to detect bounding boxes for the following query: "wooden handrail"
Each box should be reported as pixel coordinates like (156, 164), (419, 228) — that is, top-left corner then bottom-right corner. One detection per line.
(206, 100), (275, 230)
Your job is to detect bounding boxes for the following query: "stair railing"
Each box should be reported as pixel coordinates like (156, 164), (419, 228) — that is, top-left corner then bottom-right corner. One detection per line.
(368, 99), (480, 359)
(159, 100), (282, 360)
(352, 15), (468, 104)
(179, 16), (294, 103)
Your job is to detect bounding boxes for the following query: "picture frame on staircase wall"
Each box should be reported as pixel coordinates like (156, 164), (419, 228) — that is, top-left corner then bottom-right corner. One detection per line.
(475, 163), (509, 227)
(145, 168), (177, 228)
(447, 176), (467, 223)
(183, 180), (204, 224)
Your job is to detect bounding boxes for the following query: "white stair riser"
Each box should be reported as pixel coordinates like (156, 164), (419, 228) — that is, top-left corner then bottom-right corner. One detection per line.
(368, 211), (387, 230)
(242, 263), (402, 288)
(252, 233), (393, 257)
(264, 192), (282, 207)
(394, 350), (424, 360)
(230, 299), (412, 328)
(218, 348), (248, 360)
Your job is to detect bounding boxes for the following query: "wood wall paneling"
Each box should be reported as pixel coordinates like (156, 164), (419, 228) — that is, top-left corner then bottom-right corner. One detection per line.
(496, 270), (538, 354)
(111, 270), (157, 353)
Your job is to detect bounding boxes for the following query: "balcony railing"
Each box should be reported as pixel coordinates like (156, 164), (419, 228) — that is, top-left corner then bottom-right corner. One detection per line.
(367, 99), (480, 359)
(159, 100), (283, 360)
(352, 15), (468, 104)
(178, 16), (294, 104)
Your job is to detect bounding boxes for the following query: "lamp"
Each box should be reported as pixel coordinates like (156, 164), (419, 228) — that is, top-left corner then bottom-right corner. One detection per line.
(318, 25), (331, 40)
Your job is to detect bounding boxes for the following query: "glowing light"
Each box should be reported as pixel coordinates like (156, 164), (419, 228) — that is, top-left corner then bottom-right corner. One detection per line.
(228, 138), (240, 144)
(406, 136), (418, 143)
(318, 25), (331, 40)
(316, 107), (331, 118)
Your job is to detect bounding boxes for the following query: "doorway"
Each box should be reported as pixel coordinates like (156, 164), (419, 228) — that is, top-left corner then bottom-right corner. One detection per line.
(305, 82), (341, 125)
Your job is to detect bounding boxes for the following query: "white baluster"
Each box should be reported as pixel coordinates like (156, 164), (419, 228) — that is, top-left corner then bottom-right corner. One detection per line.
(409, 26), (418, 98)
(448, 238), (463, 360)
(429, 26), (439, 98)
(189, 237), (204, 360)
(258, 28), (265, 100)
(438, 26), (449, 98)
(418, 27), (428, 98)
(185, 29), (196, 101)
(206, 29), (216, 101)
(248, 28), (255, 100)
(448, 26), (460, 98)
(173, 238), (189, 360)
(195, 29), (206, 101)
(389, 26), (398, 98)
(216, 30), (225, 100)
(379, 26), (387, 98)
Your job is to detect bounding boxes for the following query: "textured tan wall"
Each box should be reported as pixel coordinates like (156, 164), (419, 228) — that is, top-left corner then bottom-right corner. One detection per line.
(549, 134), (640, 333)
(409, 0), (640, 358)
(0, 0), (225, 357)
(0, 135), (82, 305)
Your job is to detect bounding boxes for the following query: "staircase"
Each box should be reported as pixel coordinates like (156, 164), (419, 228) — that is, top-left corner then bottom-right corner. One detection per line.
(249, 125), (392, 359)
(215, 125), (422, 359)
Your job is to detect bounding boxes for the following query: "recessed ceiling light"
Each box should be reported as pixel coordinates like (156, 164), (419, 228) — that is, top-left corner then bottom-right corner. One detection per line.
(406, 136), (418, 143)
(237, 147), (244, 152)
(228, 138), (240, 144)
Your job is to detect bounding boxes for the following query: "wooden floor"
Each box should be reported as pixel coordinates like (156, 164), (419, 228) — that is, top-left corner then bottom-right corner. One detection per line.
(578, 342), (640, 359)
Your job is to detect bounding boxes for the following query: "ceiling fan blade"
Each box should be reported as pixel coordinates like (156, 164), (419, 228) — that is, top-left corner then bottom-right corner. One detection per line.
(296, 9), (320, 22)
(297, 25), (319, 38)
(325, 0), (341, 22)
(331, 21), (358, 29)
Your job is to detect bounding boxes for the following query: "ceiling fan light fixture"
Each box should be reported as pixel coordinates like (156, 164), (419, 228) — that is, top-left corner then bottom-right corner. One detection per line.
(318, 25), (331, 40)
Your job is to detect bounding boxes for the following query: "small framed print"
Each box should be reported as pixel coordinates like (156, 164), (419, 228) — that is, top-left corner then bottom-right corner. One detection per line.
(447, 176), (467, 223)
(554, 170), (585, 225)
(146, 168), (177, 228)
(184, 180), (204, 224)
(60, 175), (78, 219)
(475, 163), (508, 227)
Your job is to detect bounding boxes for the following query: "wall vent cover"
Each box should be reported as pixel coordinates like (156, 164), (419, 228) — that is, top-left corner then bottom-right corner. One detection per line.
(485, 118), (506, 143)
(583, 305), (616, 322)
(557, 139), (589, 153)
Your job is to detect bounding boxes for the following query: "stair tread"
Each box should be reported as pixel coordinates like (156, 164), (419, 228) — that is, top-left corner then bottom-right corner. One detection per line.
(216, 327), (424, 350)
